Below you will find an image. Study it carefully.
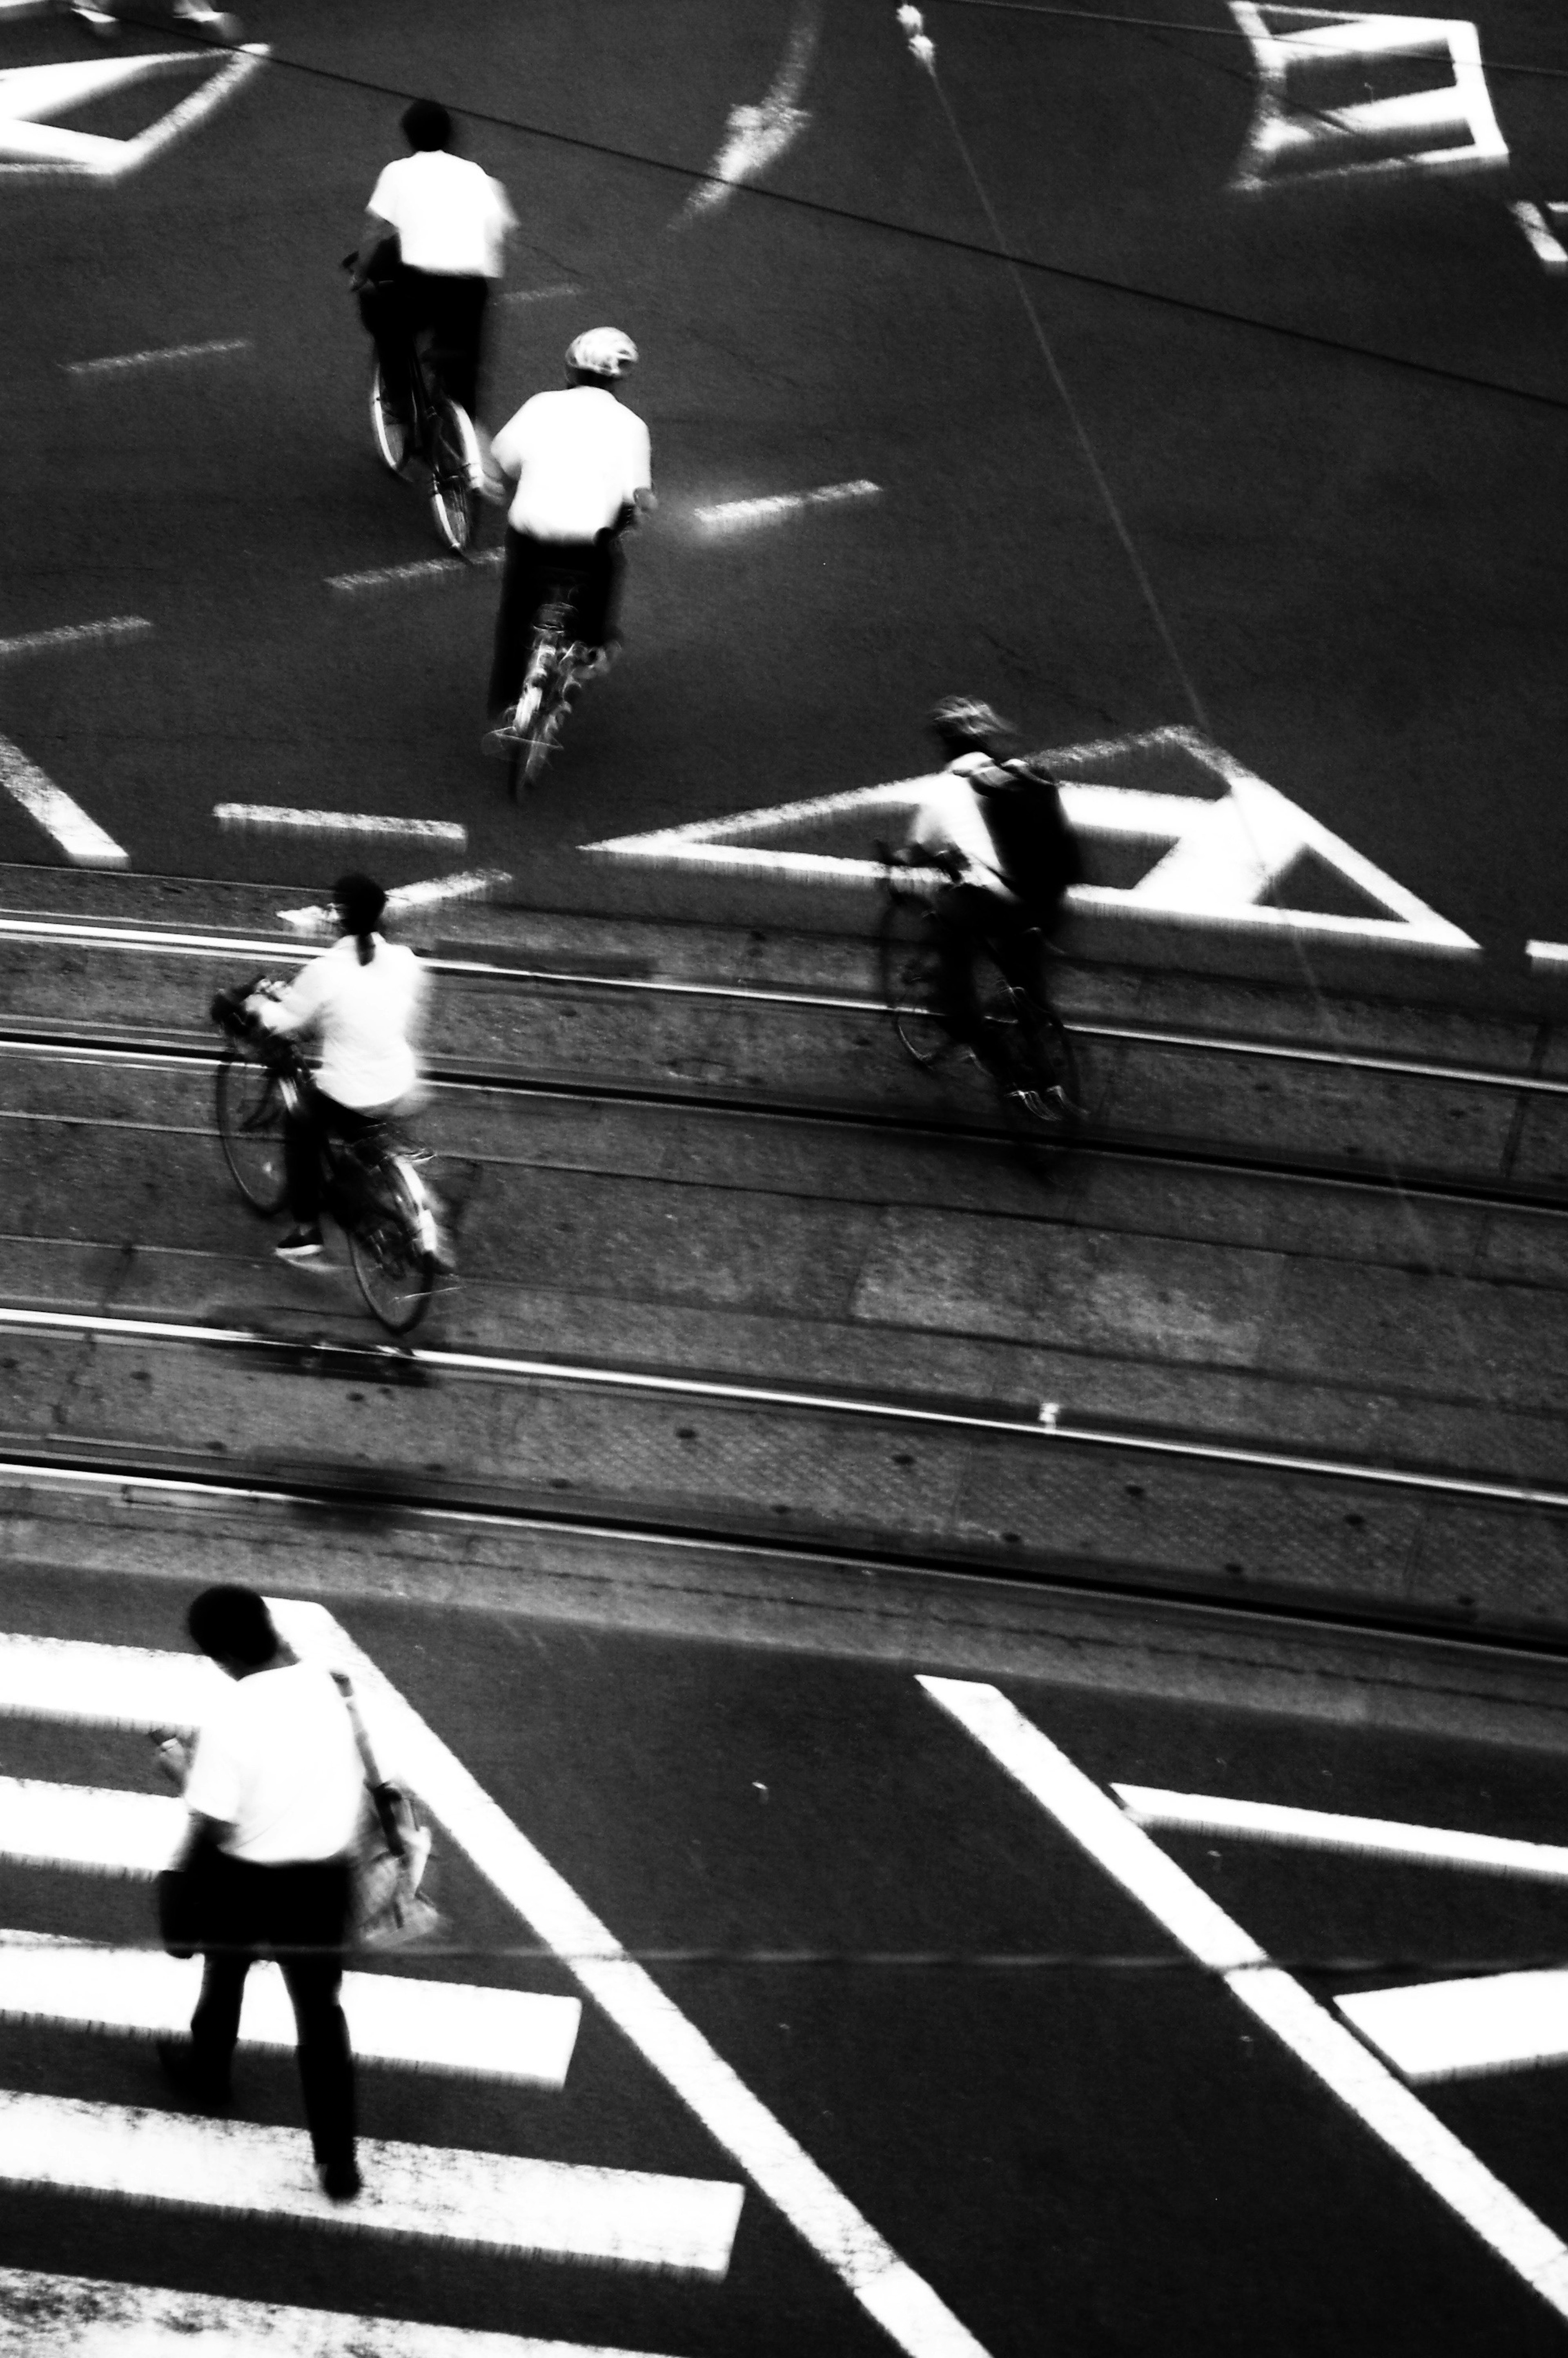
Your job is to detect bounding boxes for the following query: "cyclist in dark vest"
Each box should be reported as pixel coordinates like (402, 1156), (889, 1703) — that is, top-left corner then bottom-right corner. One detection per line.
(901, 695), (1082, 1056)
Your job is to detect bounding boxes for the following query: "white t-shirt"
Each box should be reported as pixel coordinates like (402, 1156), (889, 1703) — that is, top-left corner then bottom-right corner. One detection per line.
(491, 385), (652, 541)
(909, 755), (1016, 899)
(368, 150), (515, 279)
(259, 933), (426, 1111)
(183, 1661), (365, 1865)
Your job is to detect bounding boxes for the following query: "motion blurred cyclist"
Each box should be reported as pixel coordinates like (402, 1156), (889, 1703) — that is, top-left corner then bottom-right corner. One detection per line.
(900, 695), (1081, 1064)
(243, 875), (428, 1264)
(483, 327), (655, 752)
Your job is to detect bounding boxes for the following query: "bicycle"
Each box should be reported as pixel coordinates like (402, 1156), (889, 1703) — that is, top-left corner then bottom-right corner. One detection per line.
(346, 261), (483, 554)
(212, 981), (442, 1336)
(876, 855), (1083, 1168)
(484, 577), (598, 797)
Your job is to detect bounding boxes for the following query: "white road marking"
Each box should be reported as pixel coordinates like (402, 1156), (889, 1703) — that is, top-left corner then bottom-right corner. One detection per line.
(0, 616), (151, 659)
(1510, 201), (1568, 270)
(0, 733), (127, 867)
(64, 338), (250, 378)
(0, 2264), (681, 2357)
(0, 46), (269, 180)
(1228, 7), (1507, 193)
(1338, 1969), (1568, 2083)
(693, 479), (880, 531)
(922, 1678), (1568, 2322)
(277, 867), (512, 933)
(327, 550), (504, 593)
(213, 805), (467, 848)
(1112, 1786), (1568, 1881)
(1526, 939), (1568, 969)
(0, 2090), (742, 2273)
(499, 282), (581, 307)
(0, 1777), (181, 1875)
(0, 1632), (215, 1729)
(274, 1602), (990, 2358)
(0, 1930), (581, 2086)
(584, 724), (1479, 953)
(678, 0), (820, 222)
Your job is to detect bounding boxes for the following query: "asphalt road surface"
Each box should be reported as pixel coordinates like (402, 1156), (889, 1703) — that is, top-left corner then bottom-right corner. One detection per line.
(2, 0), (1568, 959)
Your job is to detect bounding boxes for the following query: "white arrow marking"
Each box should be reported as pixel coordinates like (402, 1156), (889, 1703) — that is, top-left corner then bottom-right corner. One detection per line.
(922, 1678), (1568, 2322)
(0, 2090), (743, 2273)
(1110, 1786), (1568, 1882)
(0, 45), (268, 180)
(1228, 7), (1507, 192)
(0, 734), (127, 867)
(582, 724), (1478, 953)
(0, 2263), (682, 2356)
(1339, 1971), (1568, 2083)
(1510, 202), (1568, 270)
(0, 1929), (580, 2086)
(678, 0), (820, 221)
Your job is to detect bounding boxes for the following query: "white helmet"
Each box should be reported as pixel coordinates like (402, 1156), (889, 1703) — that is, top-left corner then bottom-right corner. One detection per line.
(566, 327), (639, 379)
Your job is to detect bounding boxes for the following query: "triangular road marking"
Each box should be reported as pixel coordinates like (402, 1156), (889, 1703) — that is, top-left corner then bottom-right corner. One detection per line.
(584, 724), (1478, 954)
(0, 43), (267, 178)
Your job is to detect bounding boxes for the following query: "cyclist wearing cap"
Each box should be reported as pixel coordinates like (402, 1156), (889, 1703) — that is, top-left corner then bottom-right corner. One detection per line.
(902, 697), (1081, 1053)
(483, 328), (654, 743)
(353, 100), (515, 429)
(246, 876), (428, 1265)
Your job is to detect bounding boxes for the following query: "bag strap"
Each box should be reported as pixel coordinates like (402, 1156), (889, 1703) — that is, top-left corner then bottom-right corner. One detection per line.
(332, 1672), (406, 1859)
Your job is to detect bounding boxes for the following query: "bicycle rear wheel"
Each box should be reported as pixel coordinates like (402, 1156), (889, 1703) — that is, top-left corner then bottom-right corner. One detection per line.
(972, 950), (1082, 1169)
(876, 889), (952, 1069)
(428, 398), (481, 552)
(348, 1158), (437, 1335)
(370, 362), (412, 476)
(216, 1049), (289, 1214)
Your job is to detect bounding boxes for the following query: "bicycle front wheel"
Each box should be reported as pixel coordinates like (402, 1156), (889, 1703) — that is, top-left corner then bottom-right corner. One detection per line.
(876, 889), (951, 1069)
(348, 1158), (437, 1335)
(428, 399), (481, 552)
(216, 1049), (290, 1214)
(370, 362), (412, 476)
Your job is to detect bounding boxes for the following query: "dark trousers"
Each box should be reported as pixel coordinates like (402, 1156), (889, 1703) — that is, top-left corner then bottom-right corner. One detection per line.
(933, 884), (1054, 1050)
(359, 267), (488, 423)
(190, 1853), (356, 2172)
(283, 1081), (379, 1227)
(487, 528), (623, 717)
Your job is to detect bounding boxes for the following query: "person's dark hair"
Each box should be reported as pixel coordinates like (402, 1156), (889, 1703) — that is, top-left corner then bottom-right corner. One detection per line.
(187, 1585), (278, 1669)
(401, 98), (452, 152)
(334, 872), (387, 967)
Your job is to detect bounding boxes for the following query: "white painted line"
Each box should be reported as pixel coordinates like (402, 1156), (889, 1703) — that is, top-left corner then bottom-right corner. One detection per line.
(499, 281), (581, 307)
(0, 2265), (683, 2357)
(0, 2090), (742, 2274)
(327, 551), (504, 593)
(922, 1678), (1568, 2323)
(1338, 1969), (1568, 2083)
(678, 0), (819, 221)
(278, 867), (512, 933)
(276, 1601), (990, 2358)
(0, 1777), (181, 1876)
(1526, 940), (1568, 969)
(0, 47), (270, 181)
(0, 734), (127, 868)
(583, 724), (1479, 953)
(694, 479), (879, 530)
(1111, 1785), (1568, 1882)
(64, 338), (250, 378)
(0, 1931), (580, 2086)
(213, 805), (467, 848)
(1510, 201), (1568, 270)
(0, 1633), (214, 1730)
(0, 616), (151, 659)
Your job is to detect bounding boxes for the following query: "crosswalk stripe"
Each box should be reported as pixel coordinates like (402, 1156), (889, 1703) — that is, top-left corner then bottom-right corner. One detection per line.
(0, 1935), (581, 2087)
(0, 1633), (216, 1728)
(0, 1777), (180, 1874)
(0, 2091), (744, 2274)
(0, 2263), (682, 2354)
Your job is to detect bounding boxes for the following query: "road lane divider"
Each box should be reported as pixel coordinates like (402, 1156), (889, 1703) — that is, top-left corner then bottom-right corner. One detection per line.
(0, 2264), (682, 2357)
(63, 339), (249, 378)
(692, 479), (878, 531)
(0, 2089), (742, 2272)
(0, 617), (151, 659)
(213, 806), (467, 848)
(0, 1929), (580, 2086)
(922, 1678), (1568, 2325)
(327, 552), (504, 594)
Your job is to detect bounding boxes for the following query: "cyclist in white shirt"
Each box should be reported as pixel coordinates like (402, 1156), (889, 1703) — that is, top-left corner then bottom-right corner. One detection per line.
(354, 99), (515, 428)
(483, 328), (654, 744)
(247, 874), (428, 1264)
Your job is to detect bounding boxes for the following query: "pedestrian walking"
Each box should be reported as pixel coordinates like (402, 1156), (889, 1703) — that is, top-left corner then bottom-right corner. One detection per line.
(156, 1585), (365, 2200)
